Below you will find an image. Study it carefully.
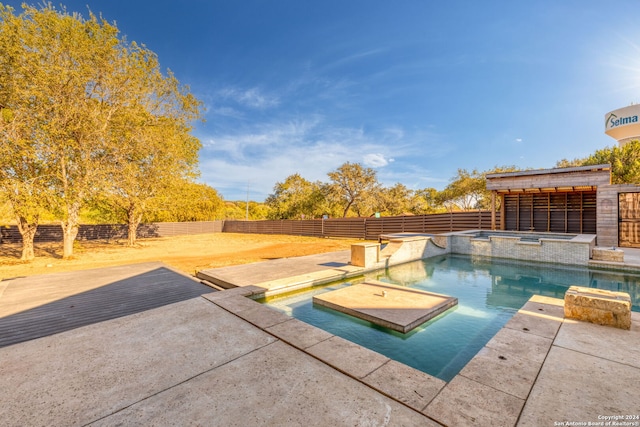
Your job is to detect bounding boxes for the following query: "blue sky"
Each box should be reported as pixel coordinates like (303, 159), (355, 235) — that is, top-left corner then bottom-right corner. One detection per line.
(5, 1), (640, 201)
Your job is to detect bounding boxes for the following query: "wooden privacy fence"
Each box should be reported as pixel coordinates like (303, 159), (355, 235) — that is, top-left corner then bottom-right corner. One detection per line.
(0, 221), (224, 244)
(1, 212), (497, 244)
(223, 211), (498, 240)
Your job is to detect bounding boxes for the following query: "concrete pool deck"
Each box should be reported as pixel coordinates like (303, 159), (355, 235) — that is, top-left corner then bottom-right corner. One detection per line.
(197, 250), (361, 295)
(1, 253), (640, 425)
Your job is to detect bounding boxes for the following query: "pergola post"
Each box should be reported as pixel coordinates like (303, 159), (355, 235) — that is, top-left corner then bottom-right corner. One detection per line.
(491, 191), (496, 230)
(500, 193), (505, 230)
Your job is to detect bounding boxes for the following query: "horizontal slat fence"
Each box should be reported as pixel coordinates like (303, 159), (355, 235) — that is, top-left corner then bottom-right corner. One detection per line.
(223, 211), (497, 240)
(0, 221), (224, 244)
(1, 212), (497, 244)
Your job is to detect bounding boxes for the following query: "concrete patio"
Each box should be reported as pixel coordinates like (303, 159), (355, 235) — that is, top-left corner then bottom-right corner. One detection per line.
(1, 253), (639, 426)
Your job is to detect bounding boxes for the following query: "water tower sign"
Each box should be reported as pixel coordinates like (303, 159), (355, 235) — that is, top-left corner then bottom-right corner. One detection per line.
(604, 104), (640, 145)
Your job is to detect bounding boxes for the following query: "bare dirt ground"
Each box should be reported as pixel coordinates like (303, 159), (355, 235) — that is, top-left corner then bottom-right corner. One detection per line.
(0, 233), (361, 280)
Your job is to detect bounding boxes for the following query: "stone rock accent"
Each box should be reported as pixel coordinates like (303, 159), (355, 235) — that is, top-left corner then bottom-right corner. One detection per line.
(591, 247), (624, 262)
(564, 286), (631, 330)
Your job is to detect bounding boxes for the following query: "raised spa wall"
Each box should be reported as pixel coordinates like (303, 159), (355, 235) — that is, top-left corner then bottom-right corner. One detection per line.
(358, 231), (598, 269)
(449, 230), (597, 266)
(351, 236), (449, 269)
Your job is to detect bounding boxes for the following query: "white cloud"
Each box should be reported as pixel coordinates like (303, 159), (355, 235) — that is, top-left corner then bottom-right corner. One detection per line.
(198, 117), (448, 200)
(211, 106), (244, 119)
(200, 141), (351, 201)
(217, 86), (280, 109)
(383, 127), (405, 140)
(204, 116), (323, 160)
(321, 48), (386, 72)
(363, 153), (390, 167)
(515, 138), (523, 143)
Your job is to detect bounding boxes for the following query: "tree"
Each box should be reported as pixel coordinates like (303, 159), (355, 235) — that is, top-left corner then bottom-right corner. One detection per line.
(146, 181), (224, 223)
(0, 4), (121, 258)
(438, 166), (521, 211)
(409, 187), (443, 214)
(583, 141), (640, 184)
(554, 141), (640, 184)
(218, 200), (270, 220)
(223, 202), (246, 220)
(0, 170), (48, 260)
(265, 174), (326, 219)
(0, 4), (203, 254)
(555, 157), (588, 168)
(376, 183), (413, 216)
(0, 105), (45, 259)
(0, 197), (13, 223)
(327, 162), (380, 217)
(438, 169), (486, 211)
(247, 202), (271, 220)
(0, 21), (53, 259)
(101, 43), (202, 245)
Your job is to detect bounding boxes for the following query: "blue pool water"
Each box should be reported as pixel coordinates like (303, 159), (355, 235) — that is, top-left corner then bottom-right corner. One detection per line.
(262, 255), (640, 382)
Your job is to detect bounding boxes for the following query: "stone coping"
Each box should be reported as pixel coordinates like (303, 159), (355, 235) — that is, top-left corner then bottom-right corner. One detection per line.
(202, 286), (447, 417)
(211, 285), (640, 426)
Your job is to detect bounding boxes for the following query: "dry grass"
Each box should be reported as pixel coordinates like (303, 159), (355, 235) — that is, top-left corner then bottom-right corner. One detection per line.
(0, 233), (362, 280)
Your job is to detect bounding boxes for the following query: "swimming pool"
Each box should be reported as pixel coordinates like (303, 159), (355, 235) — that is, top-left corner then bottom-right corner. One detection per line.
(261, 254), (640, 382)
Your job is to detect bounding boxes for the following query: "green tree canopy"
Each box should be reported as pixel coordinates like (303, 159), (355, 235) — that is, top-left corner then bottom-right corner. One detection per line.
(437, 166), (521, 212)
(98, 41), (202, 245)
(327, 162), (380, 217)
(265, 174), (325, 219)
(0, 3), (204, 255)
(0, 100), (50, 259)
(555, 157), (588, 168)
(220, 201), (270, 220)
(583, 141), (640, 184)
(376, 183), (413, 216)
(0, 3), (119, 258)
(409, 187), (444, 214)
(437, 169), (486, 211)
(146, 181), (224, 222)
(555, 141), (640, 184)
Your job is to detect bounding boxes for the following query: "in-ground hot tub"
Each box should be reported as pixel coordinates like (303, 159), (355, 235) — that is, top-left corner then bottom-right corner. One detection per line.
(466, 230), (576, 241)
(449, 229), (597, 265)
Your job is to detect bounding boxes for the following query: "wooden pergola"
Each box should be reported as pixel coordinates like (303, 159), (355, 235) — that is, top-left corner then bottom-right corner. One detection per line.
(486, 165), (611, 233)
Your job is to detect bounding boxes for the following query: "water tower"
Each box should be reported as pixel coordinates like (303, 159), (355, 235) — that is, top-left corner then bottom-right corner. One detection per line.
(604, 104), (640, 146)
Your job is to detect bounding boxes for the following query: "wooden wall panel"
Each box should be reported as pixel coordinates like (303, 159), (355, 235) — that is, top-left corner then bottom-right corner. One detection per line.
(501, 191), (596, 234)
